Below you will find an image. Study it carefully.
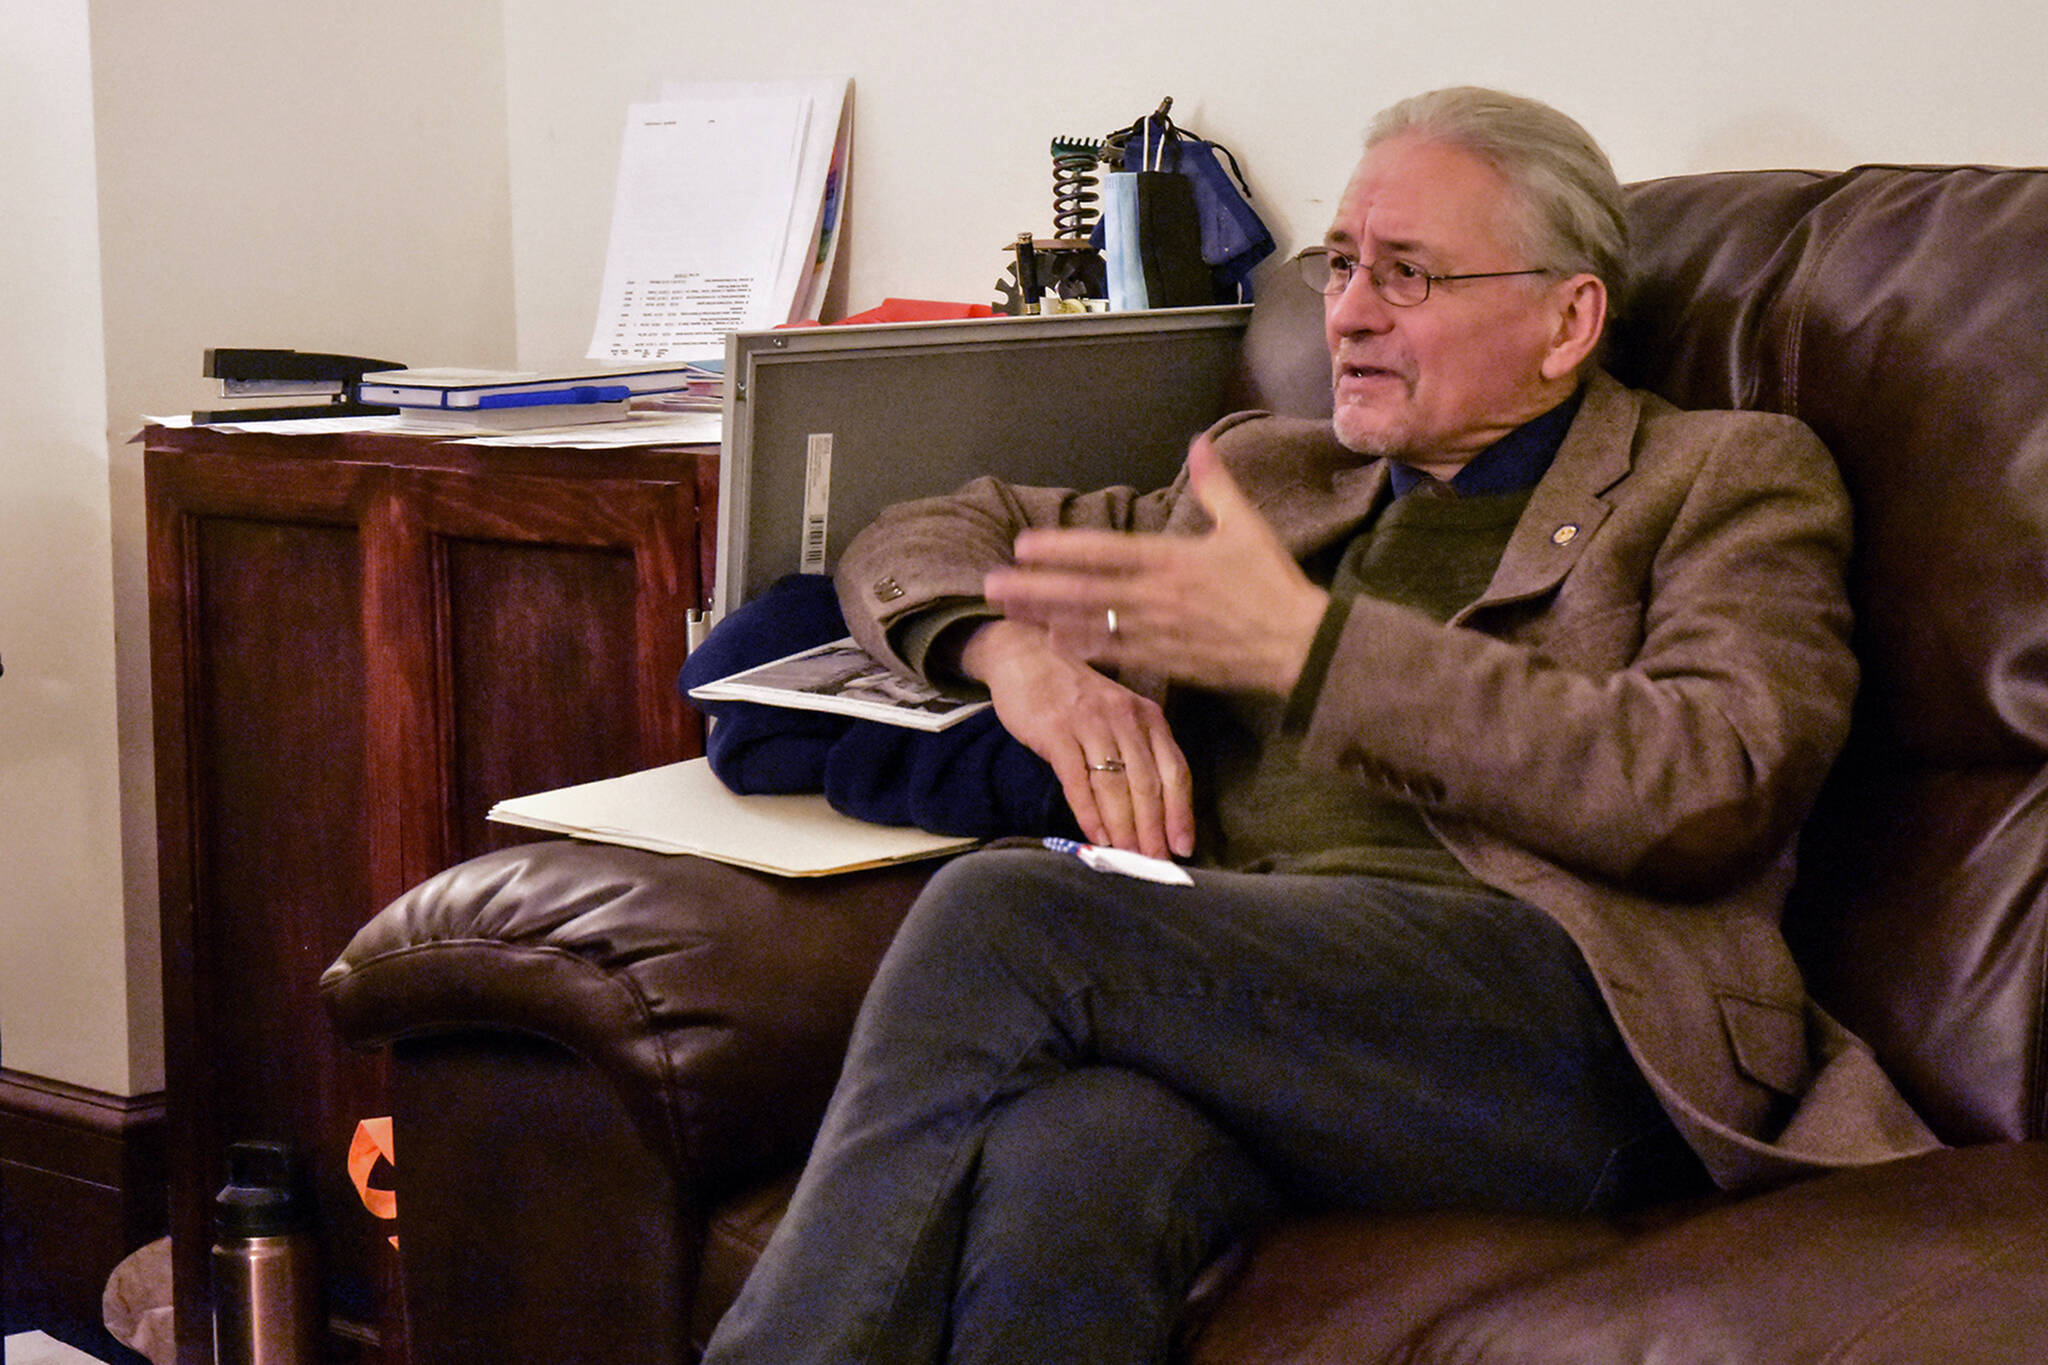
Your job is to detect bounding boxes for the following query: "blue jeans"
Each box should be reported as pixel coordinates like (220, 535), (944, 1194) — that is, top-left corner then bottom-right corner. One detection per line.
(702, 848), (1703, 1364)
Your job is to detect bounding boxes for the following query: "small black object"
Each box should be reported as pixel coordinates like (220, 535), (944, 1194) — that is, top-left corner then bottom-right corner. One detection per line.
(214, 1140), (314, 1239)
(203, 348), (404, 384)
(196, 347), (404, 424)
(190, 400), (401, 422)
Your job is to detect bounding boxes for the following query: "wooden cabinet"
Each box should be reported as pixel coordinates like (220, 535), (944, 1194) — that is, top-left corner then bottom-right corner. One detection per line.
(144, 425), (716, 1364)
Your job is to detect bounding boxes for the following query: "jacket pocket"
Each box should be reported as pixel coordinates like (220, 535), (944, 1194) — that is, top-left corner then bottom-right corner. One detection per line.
(1717, 991), (1810, 1095)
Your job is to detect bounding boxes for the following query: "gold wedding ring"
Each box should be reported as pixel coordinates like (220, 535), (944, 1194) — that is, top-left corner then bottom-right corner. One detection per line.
(1087, 758), (1127, 773)
(1105, 606), (1121, 637)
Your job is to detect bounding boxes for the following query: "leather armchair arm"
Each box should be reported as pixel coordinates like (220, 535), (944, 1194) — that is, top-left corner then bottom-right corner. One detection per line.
(321, 839), (931, 1193)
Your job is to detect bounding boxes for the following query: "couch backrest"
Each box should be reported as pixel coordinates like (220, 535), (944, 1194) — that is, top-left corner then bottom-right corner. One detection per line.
(1620, 167), (2048, 1145)
(1235, 165), (2048, 1145)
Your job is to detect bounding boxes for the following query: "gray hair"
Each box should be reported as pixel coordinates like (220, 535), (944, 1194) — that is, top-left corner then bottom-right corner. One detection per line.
(1367, 87), (1629, 308)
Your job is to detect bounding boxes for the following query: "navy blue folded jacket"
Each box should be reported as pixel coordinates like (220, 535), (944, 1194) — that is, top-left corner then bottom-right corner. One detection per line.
(679, 574), (1066, 839)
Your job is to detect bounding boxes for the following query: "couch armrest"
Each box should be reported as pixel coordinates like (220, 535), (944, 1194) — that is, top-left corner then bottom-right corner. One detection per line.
(321, 839), (930, 1191)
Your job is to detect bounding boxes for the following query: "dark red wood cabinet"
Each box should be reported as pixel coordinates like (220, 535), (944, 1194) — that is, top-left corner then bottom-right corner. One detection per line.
(144, 425), (715, 1363)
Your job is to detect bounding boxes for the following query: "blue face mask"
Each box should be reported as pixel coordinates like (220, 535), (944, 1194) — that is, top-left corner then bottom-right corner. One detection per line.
(1094, 104), (1276, 303)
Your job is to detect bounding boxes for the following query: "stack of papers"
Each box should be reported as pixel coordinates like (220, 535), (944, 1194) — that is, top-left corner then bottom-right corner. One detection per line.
(589, 78), (852, 361)
(632, 357), (726, 414)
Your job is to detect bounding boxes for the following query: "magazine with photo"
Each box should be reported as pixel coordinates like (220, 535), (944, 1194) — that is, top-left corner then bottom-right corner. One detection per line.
(687, 636), (993, 731)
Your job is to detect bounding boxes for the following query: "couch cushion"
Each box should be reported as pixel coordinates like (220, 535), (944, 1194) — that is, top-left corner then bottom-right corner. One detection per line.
(688, 1173), (1642, 1365)
(1396, 1142), (2048, 1365)
(1617, 165), (2048, 767)
(692, 1170), (802, 1355)
(1184, 1211), (1631, 1365)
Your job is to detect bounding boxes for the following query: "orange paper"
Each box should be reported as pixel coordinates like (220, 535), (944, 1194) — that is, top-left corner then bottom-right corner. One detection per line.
(348, 1117), (399, 1247)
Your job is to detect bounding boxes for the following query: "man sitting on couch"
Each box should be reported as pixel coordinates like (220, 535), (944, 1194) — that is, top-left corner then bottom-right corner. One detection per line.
(701, 86), (1936, 1365)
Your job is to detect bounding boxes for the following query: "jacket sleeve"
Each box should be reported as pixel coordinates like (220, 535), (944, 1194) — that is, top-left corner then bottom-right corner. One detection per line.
(833, 469), (1189, 678)
(830, 410), (1350, 680)
(1296, 407), (1857, 899)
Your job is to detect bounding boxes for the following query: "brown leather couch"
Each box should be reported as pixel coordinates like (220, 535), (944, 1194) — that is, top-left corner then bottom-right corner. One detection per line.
(323, 164), (2048, 1364)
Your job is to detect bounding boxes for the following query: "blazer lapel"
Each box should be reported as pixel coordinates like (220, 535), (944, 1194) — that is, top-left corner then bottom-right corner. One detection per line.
(1274, 459), (1388, 560)
(1458, 372), (1640, 620)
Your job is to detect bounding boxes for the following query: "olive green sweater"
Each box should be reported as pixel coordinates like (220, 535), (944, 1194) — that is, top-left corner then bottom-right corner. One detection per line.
(1192, 483), (1534, 885)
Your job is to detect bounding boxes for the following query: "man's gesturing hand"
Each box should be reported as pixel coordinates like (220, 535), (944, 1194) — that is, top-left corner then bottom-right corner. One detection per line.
(985, 436), (1330, 697)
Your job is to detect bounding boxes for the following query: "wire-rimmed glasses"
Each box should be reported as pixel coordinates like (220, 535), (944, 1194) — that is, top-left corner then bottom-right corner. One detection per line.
(1294, 247), (1549, 306)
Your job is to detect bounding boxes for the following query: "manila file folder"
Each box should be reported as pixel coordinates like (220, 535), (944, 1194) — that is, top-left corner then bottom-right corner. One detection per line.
(488, 757), (976, 876)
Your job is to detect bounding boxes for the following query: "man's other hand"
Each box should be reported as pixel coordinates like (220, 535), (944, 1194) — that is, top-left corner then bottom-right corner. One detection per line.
(958, 619), (1195, 860)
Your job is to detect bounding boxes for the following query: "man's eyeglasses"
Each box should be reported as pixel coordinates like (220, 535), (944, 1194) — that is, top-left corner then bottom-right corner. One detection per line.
(1294, 247), (1549, 307)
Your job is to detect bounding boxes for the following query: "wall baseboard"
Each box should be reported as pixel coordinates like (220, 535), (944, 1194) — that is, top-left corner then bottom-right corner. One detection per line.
(0, 1069), (167, 1358)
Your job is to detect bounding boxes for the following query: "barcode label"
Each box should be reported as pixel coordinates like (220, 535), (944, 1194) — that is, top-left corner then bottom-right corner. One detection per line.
(801, 433), (833, 574)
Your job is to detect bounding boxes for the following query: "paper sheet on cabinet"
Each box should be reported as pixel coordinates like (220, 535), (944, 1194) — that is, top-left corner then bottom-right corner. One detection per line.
(145, 410), (722, 446)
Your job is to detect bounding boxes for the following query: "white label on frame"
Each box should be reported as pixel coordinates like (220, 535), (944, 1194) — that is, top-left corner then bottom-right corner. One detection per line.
(802, 432), (833, 574)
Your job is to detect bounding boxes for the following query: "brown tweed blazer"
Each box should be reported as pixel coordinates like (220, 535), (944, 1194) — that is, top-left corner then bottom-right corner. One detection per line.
(837, 370), (1937, 1189)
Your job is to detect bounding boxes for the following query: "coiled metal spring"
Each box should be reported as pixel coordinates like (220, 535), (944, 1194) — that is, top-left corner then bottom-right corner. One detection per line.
(1051, 137), (1104, 240)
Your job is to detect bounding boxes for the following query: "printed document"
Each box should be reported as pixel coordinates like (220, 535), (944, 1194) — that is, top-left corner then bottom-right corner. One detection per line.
(588, 80), (851, 361)
(662, 77), (851, 328)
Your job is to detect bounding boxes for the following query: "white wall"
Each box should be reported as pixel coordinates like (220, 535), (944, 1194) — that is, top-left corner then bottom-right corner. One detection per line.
(0, 0), (516, 1097)
(10, 0), (2048, 1098)
(90, 0), (520, 430)
(0, 0), (128, 1094)
(502, 0), (2048, 365)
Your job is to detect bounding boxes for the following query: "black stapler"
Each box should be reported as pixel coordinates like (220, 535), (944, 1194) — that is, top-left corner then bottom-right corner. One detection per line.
(195, 348), (406, 423)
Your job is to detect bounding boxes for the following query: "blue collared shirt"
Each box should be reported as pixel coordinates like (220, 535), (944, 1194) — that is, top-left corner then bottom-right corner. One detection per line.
(1385, 388), (1585, 499)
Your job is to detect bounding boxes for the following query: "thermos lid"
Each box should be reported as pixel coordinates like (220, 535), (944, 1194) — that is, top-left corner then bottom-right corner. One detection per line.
(214, 1140), (313, 1239)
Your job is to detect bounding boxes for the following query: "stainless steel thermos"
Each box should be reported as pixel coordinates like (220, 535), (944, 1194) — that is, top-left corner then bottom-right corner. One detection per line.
(212, 1140), (322, 1365)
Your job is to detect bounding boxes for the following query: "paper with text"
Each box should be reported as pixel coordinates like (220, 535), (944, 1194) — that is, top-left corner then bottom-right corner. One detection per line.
(662, 78), (851, 330)
(588, 94), (809, 360)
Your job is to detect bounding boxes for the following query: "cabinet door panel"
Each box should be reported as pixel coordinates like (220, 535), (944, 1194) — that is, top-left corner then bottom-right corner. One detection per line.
(442, 535), (643, 861)
(157, 498), (395, 1362)
(363, 466), (701, 891)
(193, 515), (367, 915)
